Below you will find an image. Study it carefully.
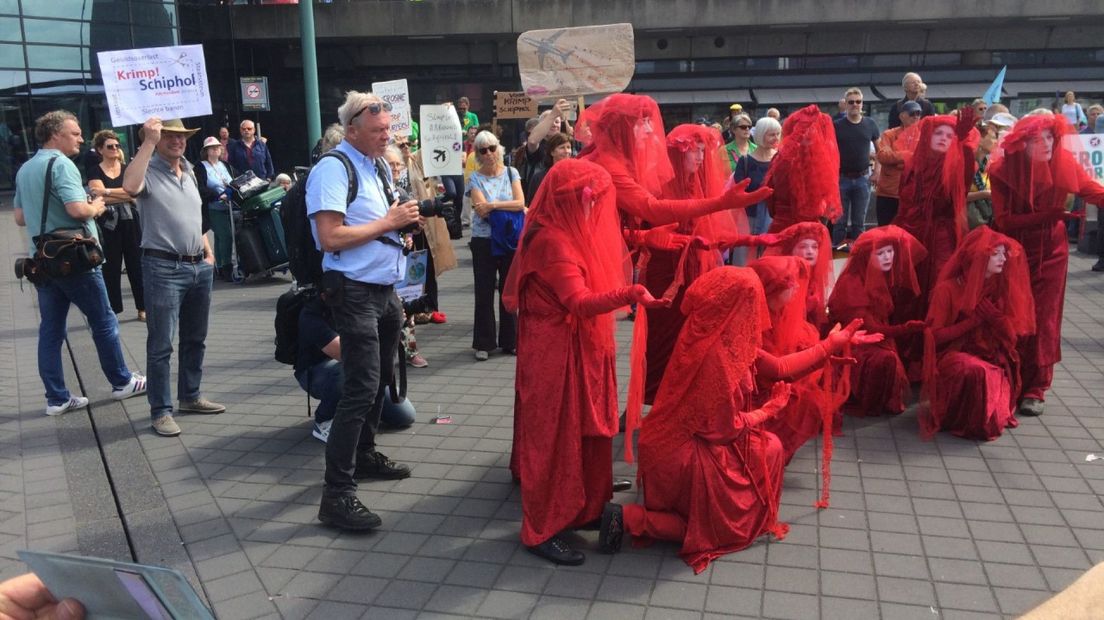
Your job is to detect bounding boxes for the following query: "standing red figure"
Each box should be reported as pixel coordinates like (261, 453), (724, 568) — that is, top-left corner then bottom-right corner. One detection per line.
(762, 104), (841, 233)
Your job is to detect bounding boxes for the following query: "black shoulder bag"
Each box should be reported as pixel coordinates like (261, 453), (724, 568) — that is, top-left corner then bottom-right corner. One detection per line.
(32, 157), (104, 279)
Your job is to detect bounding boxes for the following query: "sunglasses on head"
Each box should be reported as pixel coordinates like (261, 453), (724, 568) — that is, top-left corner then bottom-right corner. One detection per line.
(478, 145), (498, 154)
(736, 125), (752, 130)
(350, 101), (393, 123)
(847, 99), (863, 105)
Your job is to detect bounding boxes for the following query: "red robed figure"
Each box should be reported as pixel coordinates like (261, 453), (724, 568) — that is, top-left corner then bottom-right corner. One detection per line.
(762, 105), (841, 232)
(762, 221), (834, 329)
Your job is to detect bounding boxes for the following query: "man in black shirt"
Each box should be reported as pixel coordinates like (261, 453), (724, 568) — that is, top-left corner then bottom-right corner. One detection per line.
(886, 72), (935, 129)
(833, 87), (881, 246)
(296, 295), (416, 443)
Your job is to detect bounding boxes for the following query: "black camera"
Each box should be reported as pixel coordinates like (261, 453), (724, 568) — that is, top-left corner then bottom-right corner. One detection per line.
(395, 189), (455, 234)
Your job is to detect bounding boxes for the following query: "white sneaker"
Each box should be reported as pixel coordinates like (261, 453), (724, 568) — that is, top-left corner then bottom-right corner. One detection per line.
(474, 350), (489, 361)
(312, 419), (332, 443)
(45, 396), (88, 417)
(112, 373), (147, 401)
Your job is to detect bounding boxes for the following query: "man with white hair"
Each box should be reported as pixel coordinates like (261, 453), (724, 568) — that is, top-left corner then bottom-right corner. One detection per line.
(887, 72), (935, 129)
(306, 90), (423, 531)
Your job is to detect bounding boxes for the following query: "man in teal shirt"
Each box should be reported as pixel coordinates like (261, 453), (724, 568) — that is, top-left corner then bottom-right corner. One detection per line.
(14, 110), (146, 416)
(458, 97), (479, 132)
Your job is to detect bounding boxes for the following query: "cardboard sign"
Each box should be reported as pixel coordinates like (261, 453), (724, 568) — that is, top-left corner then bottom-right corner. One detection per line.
(396, 250), (429, 302)
(494, 91), (539, 120)
(373, 78), (411, 136)
(517, 23), (635, 101)
(240, 76), (269, 112)
(419, 104), (463, 177)
(98, 44), (211, 126)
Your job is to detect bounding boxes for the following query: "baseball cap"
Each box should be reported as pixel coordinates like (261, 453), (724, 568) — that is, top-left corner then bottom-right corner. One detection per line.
(901, 101), (923, 114)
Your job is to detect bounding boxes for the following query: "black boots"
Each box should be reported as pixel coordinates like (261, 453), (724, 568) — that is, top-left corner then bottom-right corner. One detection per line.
(318, 495), (382, 531)
(599, 503), (624, 554)
(354, 450), (412, 480)
(527, 535), (585, 566)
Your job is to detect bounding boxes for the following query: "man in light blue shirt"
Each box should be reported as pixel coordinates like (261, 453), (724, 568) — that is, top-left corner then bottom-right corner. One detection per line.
(14, 110), (146, 416)
(306, 90), (422, 532)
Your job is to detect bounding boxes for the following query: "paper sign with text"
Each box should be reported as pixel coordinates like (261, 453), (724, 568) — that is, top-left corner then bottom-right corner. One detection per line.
(1073, 133), (1104, 182)
(396, 250), (429, 302)
(517, 23), (635, 101)
(373, 79), (411, 136)
(419, 104), (463, 177)
(98, 44), (211, 126)
(494, 91), (539, 119)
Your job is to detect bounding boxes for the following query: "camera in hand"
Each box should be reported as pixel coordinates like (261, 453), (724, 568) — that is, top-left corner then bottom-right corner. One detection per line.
(394, 189), (455, 233)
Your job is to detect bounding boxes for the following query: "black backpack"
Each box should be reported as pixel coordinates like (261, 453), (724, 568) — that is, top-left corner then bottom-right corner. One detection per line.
(274, 287), (317, 365)
(282, 151), (357, 287)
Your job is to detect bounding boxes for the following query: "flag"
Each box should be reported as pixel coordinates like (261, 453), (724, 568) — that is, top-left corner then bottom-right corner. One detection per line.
(982, 66), (1007, 105)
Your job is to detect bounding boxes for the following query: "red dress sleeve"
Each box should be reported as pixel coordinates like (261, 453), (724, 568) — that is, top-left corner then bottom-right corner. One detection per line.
(611, 168), (766, 226)
(754, 345), (829, 382)
(540, 260), (637, 317)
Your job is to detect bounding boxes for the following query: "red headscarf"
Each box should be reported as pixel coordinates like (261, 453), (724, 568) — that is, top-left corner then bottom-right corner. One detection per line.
(640, 266), (770, 458)
(749, 256), (814, 356)
(829, 225), (928, 321)
(920, 225), (1036, 437)
(664, 123), (747, 244)
(582, 93), (674, 197)
(896, 114), (974, 241)
(762, 221), (834, 326)
(763, 105), (841, 222)
(503, 159), (630, 351)
(988, 113), (1083, 216)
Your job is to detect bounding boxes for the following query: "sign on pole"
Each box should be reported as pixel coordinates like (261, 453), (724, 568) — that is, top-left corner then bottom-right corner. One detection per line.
(419, 104), (463, 177)
(240, 76), (270, 112)
(493, 91), (539, 120)
(98, 44), (211, 126)
(373, 79), (411, 136)
(517, 23), (635, 101)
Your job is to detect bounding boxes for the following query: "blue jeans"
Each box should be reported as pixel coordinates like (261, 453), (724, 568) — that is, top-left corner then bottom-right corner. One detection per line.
(141, 256), (213, 420)
(730, 202), (774, 265)
(35, 268), (133, 406)
(296, 359), (416, 428)
(833, 175), (871, 245)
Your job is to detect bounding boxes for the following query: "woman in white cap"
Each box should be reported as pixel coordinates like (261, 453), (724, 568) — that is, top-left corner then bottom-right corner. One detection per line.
(194, 136), (238, 281)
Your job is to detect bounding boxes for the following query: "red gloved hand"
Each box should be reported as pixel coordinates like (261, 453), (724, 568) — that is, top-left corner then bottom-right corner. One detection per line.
(955, 106), (977, 140)
(723, 179), (774, 211)
(829, 355), (858, 366)
(630, 284), (671, 309)
(825, 319), (863, 353)
(643, 226), (692, 251)
(750, 233), (784, 247)
(688, 236), (711, 251)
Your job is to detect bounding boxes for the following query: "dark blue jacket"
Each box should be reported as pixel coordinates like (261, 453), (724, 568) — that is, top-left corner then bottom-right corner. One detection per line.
(226, 138), (275, 180)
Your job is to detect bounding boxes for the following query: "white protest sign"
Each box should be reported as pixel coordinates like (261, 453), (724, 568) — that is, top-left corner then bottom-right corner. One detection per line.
(419, 104), (463, 177)
(517, 23), (635, 101)
(1073, 133), (1104, 182)
(396, 250), (429, 302)
(373, 79), (411, 137)
(98, 44), (211, 127)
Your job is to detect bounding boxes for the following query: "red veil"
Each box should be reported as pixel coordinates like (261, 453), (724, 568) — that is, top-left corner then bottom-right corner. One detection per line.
(762, 221), (834, 327)
(895, 113), (976, 246)
(763, 104), (841, 225)
(749, 256), (814, 356)
(582, 93), (673, 198)
(920, 226), (1036, 438)
(640, 266), (770, 456)
(829, 225), (928, 322)
(503, 158), (631, 353)
(988, 113), (1084, 220)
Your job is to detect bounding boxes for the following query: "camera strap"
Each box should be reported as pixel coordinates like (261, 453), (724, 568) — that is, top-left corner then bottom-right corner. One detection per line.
(37, 157), (57, 239)
(373, 158), (406, 251)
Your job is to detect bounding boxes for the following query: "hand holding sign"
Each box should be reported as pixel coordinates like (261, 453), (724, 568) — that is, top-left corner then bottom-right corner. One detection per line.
(517, 23), (635, 101)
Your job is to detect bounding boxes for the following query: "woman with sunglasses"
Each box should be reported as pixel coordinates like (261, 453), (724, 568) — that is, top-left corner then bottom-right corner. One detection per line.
(88, 130), (146, 321)
(724, 113), (756, 172)
(467, 130), (526, 361)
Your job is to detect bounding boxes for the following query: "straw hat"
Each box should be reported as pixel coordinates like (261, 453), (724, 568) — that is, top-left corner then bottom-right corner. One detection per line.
(139, 118), (199, 141)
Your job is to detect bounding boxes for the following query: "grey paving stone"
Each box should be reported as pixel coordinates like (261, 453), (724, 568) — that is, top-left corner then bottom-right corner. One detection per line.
(761, 589), (818, 620)
(474, 590), (539, 619)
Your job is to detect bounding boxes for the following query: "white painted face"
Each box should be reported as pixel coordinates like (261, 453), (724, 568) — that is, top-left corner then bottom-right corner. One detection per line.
(874, 244), (895, 272)
(987, 244), (1007, 276)
(1027, 130), (1055, 162)
(793, 238), (819, 266)
(683, 143), (705, 173)
(929, 125), (954, 153)
(633, 117), (654, 141)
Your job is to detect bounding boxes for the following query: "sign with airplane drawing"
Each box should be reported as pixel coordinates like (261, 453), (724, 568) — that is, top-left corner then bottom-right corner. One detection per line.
(517, 23), (635, 101)
(419, 104), (463, 176)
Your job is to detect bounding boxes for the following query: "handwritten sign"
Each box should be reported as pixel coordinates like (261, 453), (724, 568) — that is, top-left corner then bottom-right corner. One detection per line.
(517, 23), (635, 101)
(419, 104), (463, 177)
(373, 78), (411, 137)
(494, 91), (539, 120)
(98, 44), (211, 126)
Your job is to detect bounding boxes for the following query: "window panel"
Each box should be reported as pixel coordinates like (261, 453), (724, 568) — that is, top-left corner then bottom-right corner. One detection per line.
(25, 44), (87, 71)
(132, 27), (177, 49)
(0, 68), (25, 91)
(22, 19), (89, 46)
(0, 16), (20, 42)
(0, 42), (22, 67)
(22, 0), (92, 20)
(0, 0), (18, 14)
(130, 2), (177, 30)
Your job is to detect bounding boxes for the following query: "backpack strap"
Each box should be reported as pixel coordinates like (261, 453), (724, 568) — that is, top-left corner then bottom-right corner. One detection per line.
(319, 150), (358, 205)
(38, 157), (58, 236)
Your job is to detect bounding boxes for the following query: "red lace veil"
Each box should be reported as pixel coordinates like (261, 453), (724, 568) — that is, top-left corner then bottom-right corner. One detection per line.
(920, 225), (1035, 437)
(762, 222), (834, 325)
(503, 158), (631, 352)
(896, 114), (973, 239)
(665, 124), (747, 238)
(640, 266), (770, 457)
(988, 113), (1083, 216)
(763, 105), (842, 222)
(748, 256), (814, 356)
(830, 225), (928, 320)
(581, 93), (674, 197)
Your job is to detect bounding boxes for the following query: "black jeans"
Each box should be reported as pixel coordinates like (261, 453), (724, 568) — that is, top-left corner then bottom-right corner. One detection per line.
(875, 196), (900, 227)
(100, 216), (145, 313)
(324, 278), (403, 497)
(469, 237), (516, 352)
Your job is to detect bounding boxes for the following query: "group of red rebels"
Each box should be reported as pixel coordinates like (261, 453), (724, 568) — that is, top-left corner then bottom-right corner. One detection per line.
(504, 94), (1104, 570)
